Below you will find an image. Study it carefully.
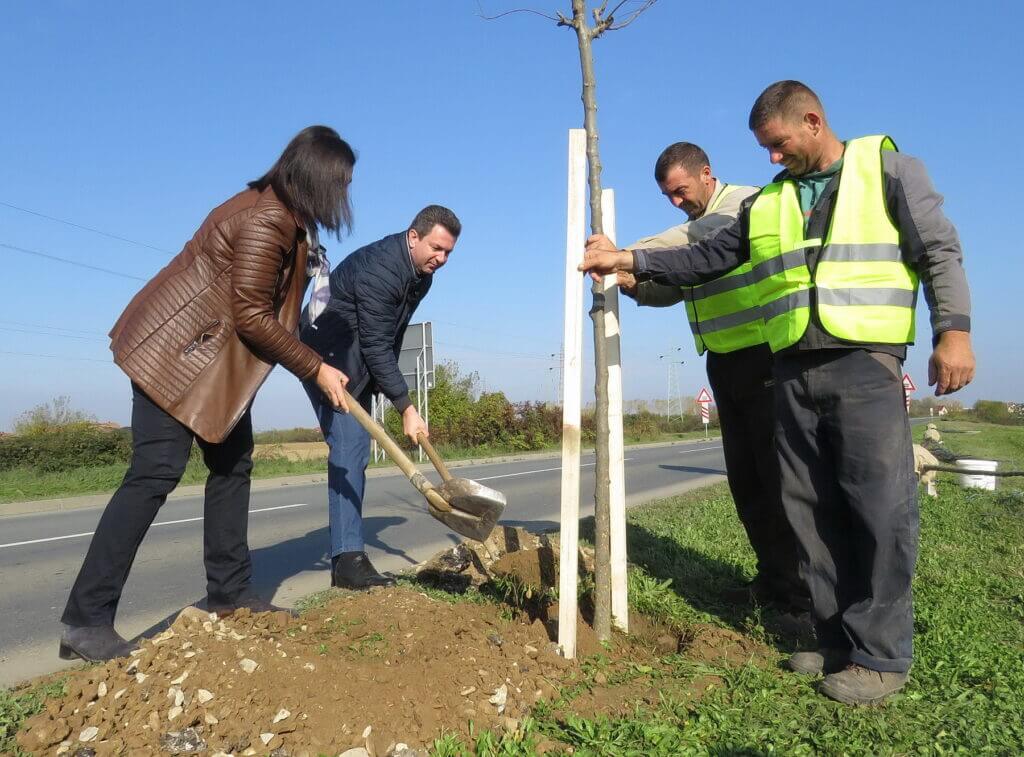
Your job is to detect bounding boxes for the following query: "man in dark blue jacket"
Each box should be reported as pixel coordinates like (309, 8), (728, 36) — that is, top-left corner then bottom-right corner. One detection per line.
(300, 205), (460, 589)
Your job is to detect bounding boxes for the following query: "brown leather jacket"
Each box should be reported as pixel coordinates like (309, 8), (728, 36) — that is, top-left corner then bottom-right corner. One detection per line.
(110, 186), (323, 442)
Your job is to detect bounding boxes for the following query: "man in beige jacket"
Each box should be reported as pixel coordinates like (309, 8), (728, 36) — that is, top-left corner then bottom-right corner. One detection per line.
(621, 142), (809, 618)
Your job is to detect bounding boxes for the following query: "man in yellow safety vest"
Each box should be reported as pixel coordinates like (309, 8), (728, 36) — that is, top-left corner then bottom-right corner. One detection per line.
(619, 142), (810, 621)
(581, 81), (975, 705)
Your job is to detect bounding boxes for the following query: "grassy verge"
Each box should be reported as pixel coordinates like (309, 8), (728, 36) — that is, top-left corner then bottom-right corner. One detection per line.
(0, 679), (65, 756)
(0, 430), (716, 505)
(426, 426), (1024, 753)
(0, 456), (329, 504)
(914, 418), (1024, 469)
(5, 446), (1022, 753)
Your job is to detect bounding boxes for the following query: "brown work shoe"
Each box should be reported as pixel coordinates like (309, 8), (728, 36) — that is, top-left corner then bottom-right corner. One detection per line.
(820, 664), (909, 705)
(785, 648), (848, 676)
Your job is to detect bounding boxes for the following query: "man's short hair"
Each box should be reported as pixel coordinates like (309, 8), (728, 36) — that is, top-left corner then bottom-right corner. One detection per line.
(748, 80), (825, 130)
(410, 205), (461, 238)
(654, 142), (710, 183)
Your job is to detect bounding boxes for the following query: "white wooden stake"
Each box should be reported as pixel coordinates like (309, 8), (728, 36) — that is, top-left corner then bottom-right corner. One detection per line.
(558, 129), (586, 659)
(601, 189), (629, 633)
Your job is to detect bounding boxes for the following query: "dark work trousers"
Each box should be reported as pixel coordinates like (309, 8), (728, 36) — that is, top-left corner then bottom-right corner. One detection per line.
(773, 349), (918, 673)
(62, 383), (255, 627)
(706, 344), (808, 608)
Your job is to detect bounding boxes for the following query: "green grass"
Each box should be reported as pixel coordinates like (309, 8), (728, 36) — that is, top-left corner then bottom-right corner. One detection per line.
(420, 425), (1024, 755)
(0, 431), (716, 505)
(0, 455), (331, 504)
(914, 418), (1024, 470)
(0, 679), (65, 756)
(5, 434), (1022, 754)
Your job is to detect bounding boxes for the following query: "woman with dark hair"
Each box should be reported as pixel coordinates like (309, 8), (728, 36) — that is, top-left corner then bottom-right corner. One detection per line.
(59, 126), (356, 662)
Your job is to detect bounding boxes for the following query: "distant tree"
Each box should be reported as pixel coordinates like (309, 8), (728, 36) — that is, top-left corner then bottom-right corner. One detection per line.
(972, 399), (1024, 426)
(13, 396), (94, 435)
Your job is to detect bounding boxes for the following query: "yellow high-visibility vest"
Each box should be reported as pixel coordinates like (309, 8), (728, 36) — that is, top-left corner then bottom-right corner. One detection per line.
(748, 135), (917, 352)
(682, 184), (767, 354)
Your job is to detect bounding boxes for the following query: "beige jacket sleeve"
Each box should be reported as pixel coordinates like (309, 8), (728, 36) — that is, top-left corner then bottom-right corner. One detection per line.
(627, 183), (759, 307)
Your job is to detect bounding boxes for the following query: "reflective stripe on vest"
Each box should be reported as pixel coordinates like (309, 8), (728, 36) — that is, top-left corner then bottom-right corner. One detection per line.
(747, 135), (918, 352)
(683, 184), (768, 354)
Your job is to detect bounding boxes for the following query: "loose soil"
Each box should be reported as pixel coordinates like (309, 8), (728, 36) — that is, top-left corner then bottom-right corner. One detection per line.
(16, 528), (769, 755)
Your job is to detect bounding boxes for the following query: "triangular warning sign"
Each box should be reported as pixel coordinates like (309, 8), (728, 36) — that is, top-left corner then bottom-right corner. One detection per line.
(696, 387), (713, 403)
(902, 373), (916, 392)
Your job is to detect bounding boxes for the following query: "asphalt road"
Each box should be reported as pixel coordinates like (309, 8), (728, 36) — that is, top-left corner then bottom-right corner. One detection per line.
(0, 439), (726, 687)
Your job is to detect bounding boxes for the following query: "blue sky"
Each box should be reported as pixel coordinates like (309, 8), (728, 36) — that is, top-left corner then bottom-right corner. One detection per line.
(1, 1), (1020, 431)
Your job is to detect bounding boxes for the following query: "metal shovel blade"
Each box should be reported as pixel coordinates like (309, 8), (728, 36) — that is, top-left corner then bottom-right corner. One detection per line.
(428, 478), (507, 542)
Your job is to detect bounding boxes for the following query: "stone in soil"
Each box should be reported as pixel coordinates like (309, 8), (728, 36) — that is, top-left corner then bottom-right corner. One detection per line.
(16, 538), (770, 754)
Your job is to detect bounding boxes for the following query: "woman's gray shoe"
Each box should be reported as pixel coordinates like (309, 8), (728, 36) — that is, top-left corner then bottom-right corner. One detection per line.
(785, 648), (848, 675)
(59, 625), (136, 662)
(820, 664), (909, 705)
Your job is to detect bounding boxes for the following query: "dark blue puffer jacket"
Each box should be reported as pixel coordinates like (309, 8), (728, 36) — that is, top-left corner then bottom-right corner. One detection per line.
(300, 232), (431, 411)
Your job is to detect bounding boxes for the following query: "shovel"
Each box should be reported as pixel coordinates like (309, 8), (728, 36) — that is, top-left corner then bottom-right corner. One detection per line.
(343, 390), (506, 542)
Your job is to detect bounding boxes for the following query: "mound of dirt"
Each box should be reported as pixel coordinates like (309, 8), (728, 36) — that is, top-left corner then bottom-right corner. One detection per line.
(18, 529), (770, 755)
(20, 588), (583, 755)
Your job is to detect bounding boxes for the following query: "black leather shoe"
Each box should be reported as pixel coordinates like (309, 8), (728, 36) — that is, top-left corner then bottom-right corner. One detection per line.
(721, 577), (774, 606)
(723, 577), (811, 614)
(331, 551), (395, 590)
(59, 625), (136, 662)
(208, 596), (297, 619)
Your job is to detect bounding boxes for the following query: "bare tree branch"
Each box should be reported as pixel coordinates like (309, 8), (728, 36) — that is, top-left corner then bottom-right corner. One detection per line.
(607, 0), (657, 31)
(474, 1), (561, 22)
(606, 0), (631, 16)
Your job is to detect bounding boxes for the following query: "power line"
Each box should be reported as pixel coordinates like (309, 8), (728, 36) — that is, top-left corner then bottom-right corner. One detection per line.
(0, 326), (107, 342)
(0, 200), (173, 255)
(0, 319), (106, 337)
(435, 340), (558, 361)
(0, 349), (112, 364)
(0, 241), (148, 282)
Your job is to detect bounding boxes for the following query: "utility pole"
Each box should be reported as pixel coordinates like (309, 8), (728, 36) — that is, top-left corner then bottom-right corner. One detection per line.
(659, 348), (684, 421)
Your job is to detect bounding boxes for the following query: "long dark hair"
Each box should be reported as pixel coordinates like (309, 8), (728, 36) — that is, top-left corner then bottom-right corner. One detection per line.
(248, 126), (356, 238)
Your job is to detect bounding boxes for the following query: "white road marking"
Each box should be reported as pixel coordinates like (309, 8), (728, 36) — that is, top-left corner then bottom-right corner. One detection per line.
(1, 445), (724, 550)
(0, 503), (311, 550)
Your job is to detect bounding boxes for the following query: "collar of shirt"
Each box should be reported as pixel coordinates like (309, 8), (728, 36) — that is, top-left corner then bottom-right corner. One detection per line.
(692, 178), (722, 220)
(401, 230), (420, 278)
(792, 154), (844, 222)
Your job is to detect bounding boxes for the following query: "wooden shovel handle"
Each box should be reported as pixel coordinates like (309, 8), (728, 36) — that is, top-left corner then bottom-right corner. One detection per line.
(417, 433), (453, 482)
(342, 391), (452, 512)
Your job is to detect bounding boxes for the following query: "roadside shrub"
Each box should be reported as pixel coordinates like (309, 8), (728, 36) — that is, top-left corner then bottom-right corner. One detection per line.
(515, 402), (562, 448)
(625, 411), (661, 441)
(972, 400), (1024, 426)
(0, 424), (133, 472)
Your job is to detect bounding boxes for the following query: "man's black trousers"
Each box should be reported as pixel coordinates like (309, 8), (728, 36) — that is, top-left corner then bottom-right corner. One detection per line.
(62, 383), (255, 627)
(773, 349), (918, 673)
(706, 344), (807, 608)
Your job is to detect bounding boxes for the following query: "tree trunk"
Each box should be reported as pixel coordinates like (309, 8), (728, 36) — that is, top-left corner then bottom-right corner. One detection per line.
(570, 0), (611, 642)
